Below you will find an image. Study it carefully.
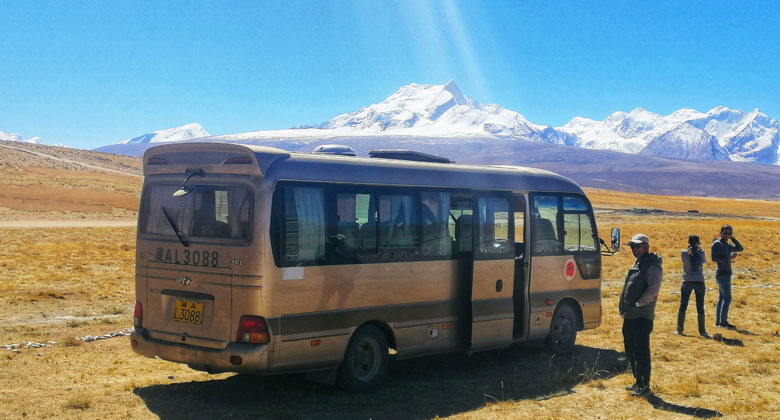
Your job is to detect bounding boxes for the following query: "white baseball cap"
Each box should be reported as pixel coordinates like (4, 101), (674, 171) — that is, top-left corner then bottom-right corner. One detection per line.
(628, 233), (649, 245)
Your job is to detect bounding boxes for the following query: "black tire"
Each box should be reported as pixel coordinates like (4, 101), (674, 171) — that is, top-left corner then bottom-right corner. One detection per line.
(337, 325), (389, 391)
(546, 304), (578, 355)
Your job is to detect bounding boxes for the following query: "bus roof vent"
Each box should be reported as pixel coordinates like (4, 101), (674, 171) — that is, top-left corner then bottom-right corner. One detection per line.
(368, 149), (452, 163)
(312, 144), (357, 156)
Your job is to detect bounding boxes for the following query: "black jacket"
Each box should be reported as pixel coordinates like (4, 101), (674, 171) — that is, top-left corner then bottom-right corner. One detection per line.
(711, 238), (743, 275)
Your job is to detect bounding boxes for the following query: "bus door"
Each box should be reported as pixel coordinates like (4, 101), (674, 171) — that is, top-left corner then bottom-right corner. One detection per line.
(469, 193), (515, 351)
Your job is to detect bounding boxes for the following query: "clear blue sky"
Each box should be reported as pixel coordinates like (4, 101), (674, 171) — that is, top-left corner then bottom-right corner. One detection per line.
(2, 0), (779, 149)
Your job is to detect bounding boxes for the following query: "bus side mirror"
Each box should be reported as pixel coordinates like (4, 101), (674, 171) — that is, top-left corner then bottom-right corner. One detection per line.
(611, 227), (620, 251)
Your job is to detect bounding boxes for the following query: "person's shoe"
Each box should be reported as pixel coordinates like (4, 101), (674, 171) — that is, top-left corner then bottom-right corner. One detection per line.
(700, 331), (711, 338)
(715, 322), (722, 328)
(630, 386), (652, 397)
(674, 330), (685, 335)
(721, 322), (737, 330)
(625, 383), (637, 391)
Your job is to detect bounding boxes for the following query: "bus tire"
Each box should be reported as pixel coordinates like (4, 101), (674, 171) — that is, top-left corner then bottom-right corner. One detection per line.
(546, 304), (578, 355)
(337, 325), (389, 391)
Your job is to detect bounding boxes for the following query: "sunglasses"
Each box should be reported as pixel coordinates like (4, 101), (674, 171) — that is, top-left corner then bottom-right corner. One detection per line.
(629, 243), (645, 249)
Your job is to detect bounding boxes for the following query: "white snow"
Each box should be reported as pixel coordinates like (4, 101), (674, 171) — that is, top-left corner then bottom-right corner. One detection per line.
(119, 123), (210, 144)
(216, 81), (546, 142)
(559, 106), (779, 164)
(0, 130), (43, 144)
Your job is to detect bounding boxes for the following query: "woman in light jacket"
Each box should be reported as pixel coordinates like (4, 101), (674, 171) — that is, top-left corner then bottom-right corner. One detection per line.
(677, 235), (710, 337)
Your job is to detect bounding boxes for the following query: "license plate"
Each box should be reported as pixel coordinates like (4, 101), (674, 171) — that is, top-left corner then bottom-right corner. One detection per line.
(172, 299), (204, 325)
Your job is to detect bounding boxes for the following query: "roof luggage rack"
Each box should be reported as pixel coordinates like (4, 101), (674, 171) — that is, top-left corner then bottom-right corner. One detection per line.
(368, 149), (452, 163)
(312, 144), (357, 156)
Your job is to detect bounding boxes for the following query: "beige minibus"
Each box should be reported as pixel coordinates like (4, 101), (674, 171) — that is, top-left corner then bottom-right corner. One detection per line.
(130, 143), (619, 390)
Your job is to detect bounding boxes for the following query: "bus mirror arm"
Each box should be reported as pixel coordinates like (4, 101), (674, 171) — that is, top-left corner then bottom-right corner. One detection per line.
(600, 238), (618, 256)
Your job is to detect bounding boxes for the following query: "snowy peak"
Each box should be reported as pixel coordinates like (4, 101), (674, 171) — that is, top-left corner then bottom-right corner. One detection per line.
(560, 105), (780, 164)
(308, 81), (541, 138)
(120, 123), (209, 144)
(0, 129), (43, 144)
(640, 122), (730, 161)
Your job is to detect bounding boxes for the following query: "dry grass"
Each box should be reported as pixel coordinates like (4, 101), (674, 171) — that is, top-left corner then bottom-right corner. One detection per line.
(0, 188), (779, 419)
(0, 160), (141, 220)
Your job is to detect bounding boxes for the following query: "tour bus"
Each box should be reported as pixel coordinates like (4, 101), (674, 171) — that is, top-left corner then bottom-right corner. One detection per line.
(130, 142), (620, 390)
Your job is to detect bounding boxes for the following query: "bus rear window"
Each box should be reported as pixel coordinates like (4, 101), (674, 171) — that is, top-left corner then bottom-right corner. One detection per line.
(141, 185), (252, 241)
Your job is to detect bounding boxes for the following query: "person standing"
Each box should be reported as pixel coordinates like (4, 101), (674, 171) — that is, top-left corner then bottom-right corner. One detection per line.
(619, 233), (663, 397)
(711, 225), (744, 329)
(676, 235), (710, 337)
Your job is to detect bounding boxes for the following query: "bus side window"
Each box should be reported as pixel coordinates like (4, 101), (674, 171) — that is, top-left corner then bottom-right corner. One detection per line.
(449, 193), (473, 256)
(531, 194), (562, 256)
(281, 186), (327, 265)
(421, 192), (452, 258)
(562, 196), (599, 252)
(476, 196), (513, 258)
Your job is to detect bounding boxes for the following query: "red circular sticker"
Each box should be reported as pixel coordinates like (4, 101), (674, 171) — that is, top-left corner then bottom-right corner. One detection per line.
(565, 260), (576, 281)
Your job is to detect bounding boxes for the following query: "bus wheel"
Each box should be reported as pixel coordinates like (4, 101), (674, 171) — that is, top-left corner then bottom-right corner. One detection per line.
(337, 325), (389, 391)
(546, 304), (577, 355)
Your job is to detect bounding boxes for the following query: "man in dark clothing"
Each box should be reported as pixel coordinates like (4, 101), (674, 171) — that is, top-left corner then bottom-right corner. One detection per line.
(711, 225), (744, 329)
(619, 233), (662, 398)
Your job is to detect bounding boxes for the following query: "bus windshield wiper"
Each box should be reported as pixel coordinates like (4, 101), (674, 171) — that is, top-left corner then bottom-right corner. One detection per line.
(161, 206), (189, 247)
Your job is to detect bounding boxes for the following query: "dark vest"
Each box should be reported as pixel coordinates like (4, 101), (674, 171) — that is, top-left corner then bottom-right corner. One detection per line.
(619, 253), (662, 320)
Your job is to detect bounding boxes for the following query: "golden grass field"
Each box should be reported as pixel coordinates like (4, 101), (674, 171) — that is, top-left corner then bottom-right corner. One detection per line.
(1, 181), (779, 419)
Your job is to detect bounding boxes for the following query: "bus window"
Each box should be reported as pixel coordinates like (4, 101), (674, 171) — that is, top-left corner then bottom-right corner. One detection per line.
(377, 193), (419, 249)
(476, 196), (513, 258)
(563, 196), (598, 252)
(141, 184), (251, 241)
(531, 194), (562, 255)
(421, 192), (453, 258)
(282, 186), (327, 265)
(448, 193), (473, 255)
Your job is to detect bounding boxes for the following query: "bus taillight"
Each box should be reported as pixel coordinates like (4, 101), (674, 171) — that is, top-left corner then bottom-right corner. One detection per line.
(236, 316), (270, 344)
(134, 301), (143, 327)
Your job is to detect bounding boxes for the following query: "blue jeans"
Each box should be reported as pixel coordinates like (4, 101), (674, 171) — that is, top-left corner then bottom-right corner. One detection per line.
(715, 274), (732, 324)
(680, 282), (706, 315)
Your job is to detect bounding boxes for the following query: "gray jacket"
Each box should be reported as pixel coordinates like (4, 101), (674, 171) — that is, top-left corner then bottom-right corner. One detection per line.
(681, 247), (706, 283)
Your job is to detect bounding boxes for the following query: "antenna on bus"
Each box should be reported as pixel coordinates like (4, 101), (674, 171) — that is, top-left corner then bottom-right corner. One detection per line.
(173, 169), (204, 197)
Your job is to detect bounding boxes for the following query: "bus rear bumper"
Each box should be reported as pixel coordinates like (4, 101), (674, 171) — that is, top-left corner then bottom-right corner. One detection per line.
(130, 327), (269, 374)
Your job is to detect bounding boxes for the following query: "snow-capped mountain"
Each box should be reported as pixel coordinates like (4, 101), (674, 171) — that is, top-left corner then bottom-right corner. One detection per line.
(98, 81), (779, 166)
(119, 123), (209, 144)
(639, 123), (730, 161)
(560, 107), (780, 164)
(0, 129), (42, 144)
(216, 81), (568, 143)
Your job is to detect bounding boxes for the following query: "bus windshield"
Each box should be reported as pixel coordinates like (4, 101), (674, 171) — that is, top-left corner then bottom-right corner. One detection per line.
(140, 184), (252, 241)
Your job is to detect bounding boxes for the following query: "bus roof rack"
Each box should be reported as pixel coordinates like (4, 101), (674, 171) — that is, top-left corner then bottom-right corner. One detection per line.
(368, 149), (452, 164)
(312, 144), (357, 156)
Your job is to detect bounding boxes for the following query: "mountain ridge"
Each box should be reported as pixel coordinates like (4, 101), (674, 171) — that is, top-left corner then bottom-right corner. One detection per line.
(8, 80), (775, 166)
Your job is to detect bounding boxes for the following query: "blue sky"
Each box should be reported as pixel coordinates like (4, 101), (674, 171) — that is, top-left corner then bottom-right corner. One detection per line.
(1, 0), (779, 149)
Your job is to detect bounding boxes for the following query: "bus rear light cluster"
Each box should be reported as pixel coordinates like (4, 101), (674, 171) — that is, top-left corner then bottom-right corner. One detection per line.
(134, 301), (143, 327)
(236, 315), (270, 344)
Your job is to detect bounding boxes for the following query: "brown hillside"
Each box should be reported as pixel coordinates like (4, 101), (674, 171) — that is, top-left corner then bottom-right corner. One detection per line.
(0, 141), (142, 220)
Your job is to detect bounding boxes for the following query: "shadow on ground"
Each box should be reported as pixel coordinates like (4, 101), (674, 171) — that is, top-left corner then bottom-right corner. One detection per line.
(712, 333), (744, 347)
(647, 394), (723, 418)
(134, 345), (627, 420)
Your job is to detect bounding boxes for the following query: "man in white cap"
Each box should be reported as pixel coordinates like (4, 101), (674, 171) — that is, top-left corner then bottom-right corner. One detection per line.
(619, 233), (663, 397)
